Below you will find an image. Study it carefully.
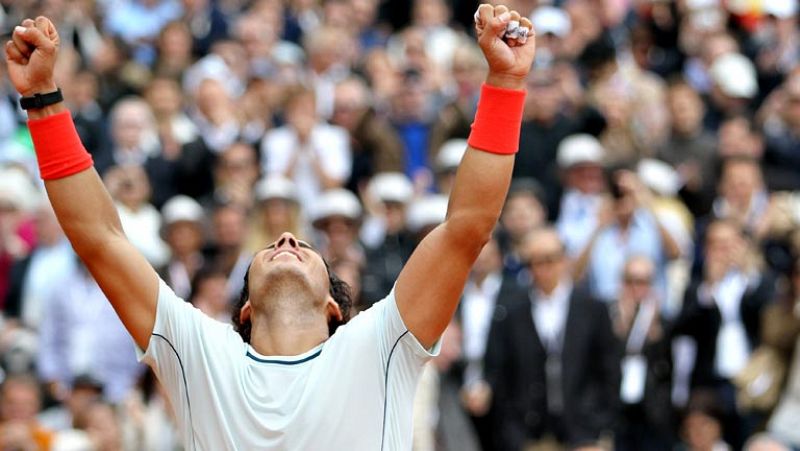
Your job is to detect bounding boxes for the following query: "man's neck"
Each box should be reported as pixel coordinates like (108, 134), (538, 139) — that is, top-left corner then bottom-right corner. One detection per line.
(249, 309), (330, 356)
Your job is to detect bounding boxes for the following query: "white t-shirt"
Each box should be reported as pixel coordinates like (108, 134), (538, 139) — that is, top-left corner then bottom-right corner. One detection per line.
(261, 124), (352, 213)
(139, 279), (436, 450)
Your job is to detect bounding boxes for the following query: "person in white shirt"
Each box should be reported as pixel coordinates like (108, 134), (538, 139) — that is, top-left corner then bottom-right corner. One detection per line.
(261, 86), (352, 213)
(9, 7), (536, 450)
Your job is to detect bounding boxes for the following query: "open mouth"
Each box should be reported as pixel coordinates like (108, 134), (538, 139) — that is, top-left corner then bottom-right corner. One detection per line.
(271, 250), (301, 261)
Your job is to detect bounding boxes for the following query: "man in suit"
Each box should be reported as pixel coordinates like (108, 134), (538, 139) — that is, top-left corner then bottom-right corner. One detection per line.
(611, 256), (673, 451)
(459, 236), (526, 450)
(673, 219), (775, 449)
(485, 227), (620, 450)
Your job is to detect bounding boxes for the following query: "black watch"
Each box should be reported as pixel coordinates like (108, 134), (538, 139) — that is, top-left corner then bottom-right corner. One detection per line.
(19, 88), (64, 110)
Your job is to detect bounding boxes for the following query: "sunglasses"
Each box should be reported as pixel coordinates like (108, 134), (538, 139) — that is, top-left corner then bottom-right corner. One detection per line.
(623, 275), (652, 285)
(528, 252), (564, 266)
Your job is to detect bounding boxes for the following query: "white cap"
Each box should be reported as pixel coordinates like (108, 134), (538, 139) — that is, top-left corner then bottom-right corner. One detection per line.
(686, 0), (719, 10)
(407, 195), (449, 232)
(255, 176), (298, 202)
(763, 0), (798, 18)
(162, 195), (204, 225)
(368, 172), (414, 204)
(436, 139), (468, 172)
(710, 53), (757, 98)
(637, 158), (682, 197)
(531, 6), (571, 38)
(311, 189), (362, 226)
(0, 166), (40, 212)
(556, 134), (605, 168)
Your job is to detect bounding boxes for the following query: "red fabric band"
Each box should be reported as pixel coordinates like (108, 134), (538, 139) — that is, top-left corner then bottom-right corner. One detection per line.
(467, 83), (527, 155)
(28, 110), (94, 180)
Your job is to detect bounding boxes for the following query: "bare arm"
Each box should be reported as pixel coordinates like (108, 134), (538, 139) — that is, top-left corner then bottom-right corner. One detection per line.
(7, 18), (158, 350)
(395, 4), (536, 348)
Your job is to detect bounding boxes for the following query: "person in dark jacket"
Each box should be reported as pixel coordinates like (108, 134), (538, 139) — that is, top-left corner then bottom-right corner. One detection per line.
(485, 227), (620, 450)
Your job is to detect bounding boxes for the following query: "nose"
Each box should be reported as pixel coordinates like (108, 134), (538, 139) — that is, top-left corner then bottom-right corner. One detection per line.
(275, 232), (299, 250)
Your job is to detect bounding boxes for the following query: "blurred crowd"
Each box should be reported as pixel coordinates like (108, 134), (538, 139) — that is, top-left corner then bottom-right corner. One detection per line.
(0, 0), (799, 450)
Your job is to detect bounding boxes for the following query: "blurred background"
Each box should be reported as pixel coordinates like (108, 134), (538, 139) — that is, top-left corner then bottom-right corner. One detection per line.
(0, 0), (799, 449)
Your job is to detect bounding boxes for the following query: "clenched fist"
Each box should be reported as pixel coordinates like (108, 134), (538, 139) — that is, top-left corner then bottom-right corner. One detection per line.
(474, 4), (537, 90)
(5, 16), (60, 98)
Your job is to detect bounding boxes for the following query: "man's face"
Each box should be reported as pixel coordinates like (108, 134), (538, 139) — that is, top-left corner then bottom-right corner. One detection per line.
(525, 231), (567, 291)
(0, 380), (39, 422)
(246, 233), (331, 312)
(621, 258), (655, 303)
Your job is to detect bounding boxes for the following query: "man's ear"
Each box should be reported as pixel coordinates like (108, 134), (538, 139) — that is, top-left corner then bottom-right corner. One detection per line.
(239, 300), (252, 324)
(326, 297), (343, 322)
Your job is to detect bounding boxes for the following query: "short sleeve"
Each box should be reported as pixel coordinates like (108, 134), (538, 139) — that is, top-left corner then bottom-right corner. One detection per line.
(373, 288), (441, 365)
(138, 279), (244, 387)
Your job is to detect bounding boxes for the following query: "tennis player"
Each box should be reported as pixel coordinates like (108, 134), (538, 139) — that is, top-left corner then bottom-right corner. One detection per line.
(6, 5), (535, 450)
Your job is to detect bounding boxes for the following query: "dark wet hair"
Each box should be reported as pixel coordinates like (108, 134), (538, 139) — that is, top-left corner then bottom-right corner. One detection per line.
(231, 260), (353, 343)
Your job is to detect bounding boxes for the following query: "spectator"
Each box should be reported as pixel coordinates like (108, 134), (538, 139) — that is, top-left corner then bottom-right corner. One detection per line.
(208, 201), (251, 302)
(762, 74), (800, 191)
(658, 78), (718, 218)
(209, 141), (261, 210)
(310, 189), (364, 267)
(554, 134), (607, 257)
(190, 77), (244, 155)
(262, 87), (352, 213)
(104, 164), (170, 267)
(428, 43), (485, 157)
(39, 374), (104, 433)
(706, 53), (759, 131)
(679, 390), (731, 451)
(37, 263), (142, 403)
(574, 169), (682, 304)
(458, 236), (525, 450)
(332, 76), (404, 193)
(189, 265), (231, 323)
(159, 195), (206, 300)
(674, 220), (775, 448)
(711, 156), (769, 240)
(485, 227), (620, 449)
(0, 374), (54, 450)
(498, 178), (548, 282)
(360, 173), (415, 307)
(5, 200), (77, 331)
(612, 256), (674, 451)
(516, 70), (598, 215)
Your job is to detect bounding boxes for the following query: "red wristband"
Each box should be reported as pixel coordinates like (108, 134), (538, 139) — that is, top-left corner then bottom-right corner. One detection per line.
(467, 83), (526, 155)
(28, 110), (94, 180)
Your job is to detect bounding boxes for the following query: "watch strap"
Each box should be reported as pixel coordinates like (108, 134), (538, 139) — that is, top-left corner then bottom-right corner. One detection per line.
(19, 88), (64, 110)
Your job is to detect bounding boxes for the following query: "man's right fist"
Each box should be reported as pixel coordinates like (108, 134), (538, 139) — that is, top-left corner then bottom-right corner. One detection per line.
(5, 17), (60, 98)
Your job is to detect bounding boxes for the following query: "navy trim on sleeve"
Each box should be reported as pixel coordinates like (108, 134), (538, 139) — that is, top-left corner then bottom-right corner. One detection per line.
(152, 333), (197, 451)
(380, 330), (409, 451)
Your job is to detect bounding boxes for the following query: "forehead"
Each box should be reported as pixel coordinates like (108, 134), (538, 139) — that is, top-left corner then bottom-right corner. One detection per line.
(625, 259), (654, 275)
(525, 231), (563, 254)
